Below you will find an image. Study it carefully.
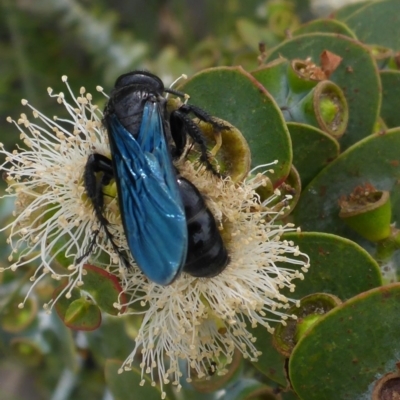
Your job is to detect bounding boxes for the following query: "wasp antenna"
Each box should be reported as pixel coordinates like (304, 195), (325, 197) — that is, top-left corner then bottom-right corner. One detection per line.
(165, 74), (188, 99)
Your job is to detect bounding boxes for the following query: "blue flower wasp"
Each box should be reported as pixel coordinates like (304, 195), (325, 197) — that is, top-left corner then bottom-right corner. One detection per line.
(82, 71), (228, 285)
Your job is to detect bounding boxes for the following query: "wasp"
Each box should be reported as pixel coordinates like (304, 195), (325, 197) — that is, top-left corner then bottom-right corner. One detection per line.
(82, 71), (228, 285)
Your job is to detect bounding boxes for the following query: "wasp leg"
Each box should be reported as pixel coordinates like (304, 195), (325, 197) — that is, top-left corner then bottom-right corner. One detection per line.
(171, 104), (229, 173)
(83, 154), (114, 223)
(179, 104), (227, 131)
(78, 154), (129, 267)
(170, 104), (227, 174)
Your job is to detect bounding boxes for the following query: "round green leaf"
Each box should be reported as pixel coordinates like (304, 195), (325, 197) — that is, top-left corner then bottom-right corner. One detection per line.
(105, 359), (167, 400)
(333, 2), (369, 20)
(53, 283), (81, 320)
(342, 0), (400, 51)
(251, 323), (288, 387)
(266, 33), (381, 150)
(82, 264), (126, 315)
(380, 70), (400, 128)
(292, 128), (400, 242)
(222, 378), (278, 400)
(281, 390), (301, 400)
(53, 283), (101, 331)
(64, 298), (102, 331)
(287, 122), (340, 187)
(85, 317), (135, 364)
(250, 58), (290, 110)
(290, 284), (400, 400)
(179, 66), (292, 186)
(292, 19), (356, 38)
(282, 232), (382, 300)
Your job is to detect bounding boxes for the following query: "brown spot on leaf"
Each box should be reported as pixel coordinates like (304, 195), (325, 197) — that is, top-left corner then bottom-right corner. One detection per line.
(319, 186), (327, 196)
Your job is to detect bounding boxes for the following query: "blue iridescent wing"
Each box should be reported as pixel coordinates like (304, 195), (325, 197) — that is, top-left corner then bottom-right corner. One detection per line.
(106, 101), (187, 285)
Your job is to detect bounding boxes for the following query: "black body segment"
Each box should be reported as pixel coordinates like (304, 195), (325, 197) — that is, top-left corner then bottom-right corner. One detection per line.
(178, 177), (229, 277)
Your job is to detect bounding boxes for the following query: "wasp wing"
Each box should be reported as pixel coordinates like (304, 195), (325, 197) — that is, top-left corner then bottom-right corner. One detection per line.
(106, 101), (187, 285)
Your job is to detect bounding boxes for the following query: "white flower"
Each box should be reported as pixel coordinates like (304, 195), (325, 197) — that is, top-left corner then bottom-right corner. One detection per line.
(117, 161), (310, 398)
(1, 76), (310, 400)
(0, 76), (126, 309)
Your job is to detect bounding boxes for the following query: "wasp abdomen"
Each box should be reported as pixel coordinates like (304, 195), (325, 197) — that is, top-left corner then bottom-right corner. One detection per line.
(177, 177), (229, 278)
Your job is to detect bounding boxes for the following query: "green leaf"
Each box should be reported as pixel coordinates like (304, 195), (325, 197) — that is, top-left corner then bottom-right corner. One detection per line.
(290, 284), (400, 400)
(54, 284), (101, 331)
(292, 19), (356, 38)
(341, 0), (400, 51)
(266, 33), (381, 150)
(380, 70), (400, 128)
(281, 232), (382, 300)
(54, 284), (81, 320)
(222, 378), (278, 400)
(251, 58), (291, 109)
(105, 359), (167, 400)
(81, 264), (126, 315)
(287, 122), (340, 187)
(250, 324), (288, 387)
(292, 128), (400, 243)
(64, 298), (102, 331)
(179, 66), (292, 186)
(332, 1), (369, 20)
(85, 317), (134, 364)
(281, 390), (301, 400)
